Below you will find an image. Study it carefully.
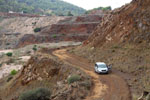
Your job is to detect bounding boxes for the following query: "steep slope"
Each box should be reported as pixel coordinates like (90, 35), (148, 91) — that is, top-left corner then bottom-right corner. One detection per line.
(0, 49), (91, 100)
(84, 0), (150, 47)
(0, 0), (86, 16)
(72, 0), (150, 98)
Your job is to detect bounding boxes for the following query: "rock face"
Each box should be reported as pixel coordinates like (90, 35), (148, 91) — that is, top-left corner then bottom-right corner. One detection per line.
(84, 0), (150, 47)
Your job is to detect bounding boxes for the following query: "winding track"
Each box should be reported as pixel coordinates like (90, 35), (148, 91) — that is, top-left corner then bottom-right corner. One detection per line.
(53, 49), (131, 100)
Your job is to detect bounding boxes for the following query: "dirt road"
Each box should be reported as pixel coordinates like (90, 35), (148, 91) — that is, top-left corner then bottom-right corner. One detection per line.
(53, 49), (131, 100)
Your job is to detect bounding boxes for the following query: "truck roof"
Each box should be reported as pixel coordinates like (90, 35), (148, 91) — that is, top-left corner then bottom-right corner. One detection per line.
(96, 62), (106, 65)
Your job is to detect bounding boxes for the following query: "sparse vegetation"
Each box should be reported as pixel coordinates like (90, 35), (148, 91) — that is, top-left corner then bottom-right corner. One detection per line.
(19, 88), (51, 100)
(6, 52), (13, 57)
(10, 69), (17, 75)
(34, 28), (41, 33)
(67, 75), (81, 84)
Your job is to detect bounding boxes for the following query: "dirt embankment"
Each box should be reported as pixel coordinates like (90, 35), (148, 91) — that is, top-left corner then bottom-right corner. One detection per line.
(53, 49), (131, 100)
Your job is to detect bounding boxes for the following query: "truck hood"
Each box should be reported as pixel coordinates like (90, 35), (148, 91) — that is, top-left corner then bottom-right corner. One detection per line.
(98, 68), (108, 71)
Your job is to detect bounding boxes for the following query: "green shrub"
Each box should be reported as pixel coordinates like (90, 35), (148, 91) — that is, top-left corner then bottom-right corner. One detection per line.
(10, 70), (17, 75)
(52, 34), (57, 38)
(6, 43), (10, 45)
(32, 45), (37, 51)
(19, 88), (51, 100)
(67, 75), (81, 84)
(6, 52), (13, 57)
(34, 28), (41, 32)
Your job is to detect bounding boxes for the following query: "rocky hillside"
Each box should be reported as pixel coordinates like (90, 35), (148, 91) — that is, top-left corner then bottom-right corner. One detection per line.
(0, 13), (104, 49)
(15, 15), (103, 48)
(0, 16), (65, 49)
(72, 0), (150, 98)
(0, 48), (91, 100)
(84, 0), (150, 47)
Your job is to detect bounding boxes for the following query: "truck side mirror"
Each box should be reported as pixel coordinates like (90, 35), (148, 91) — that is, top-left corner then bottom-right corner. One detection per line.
(108, 64), (112, 69)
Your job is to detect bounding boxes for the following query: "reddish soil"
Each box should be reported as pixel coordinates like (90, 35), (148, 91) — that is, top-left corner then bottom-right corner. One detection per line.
(53, 49), (131, 100)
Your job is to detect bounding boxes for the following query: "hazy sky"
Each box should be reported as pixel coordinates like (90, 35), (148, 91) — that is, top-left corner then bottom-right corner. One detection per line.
(63, 0), (132, 10)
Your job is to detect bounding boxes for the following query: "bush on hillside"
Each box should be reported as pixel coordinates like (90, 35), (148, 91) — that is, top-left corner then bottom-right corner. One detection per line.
(6, 52), (13, 57)
(52, 34), (57, 38)
(34, 28), (41, 32)
(10, 70), (17, 75)
(19, 88), (51, 100)
(67, 75), (81, 84)
(32, 45), (37, 51)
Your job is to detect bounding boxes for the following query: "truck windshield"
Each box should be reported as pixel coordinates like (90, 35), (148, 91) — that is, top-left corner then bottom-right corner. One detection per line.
(98, 64), (107, 68)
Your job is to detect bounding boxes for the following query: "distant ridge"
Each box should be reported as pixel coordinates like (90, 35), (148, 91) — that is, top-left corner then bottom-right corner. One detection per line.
(0, 0), (86, 16)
